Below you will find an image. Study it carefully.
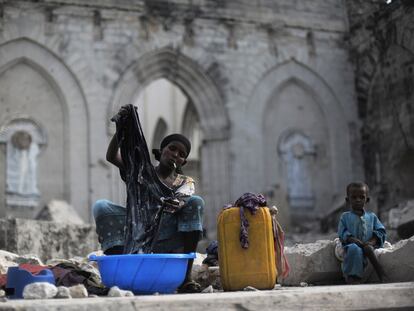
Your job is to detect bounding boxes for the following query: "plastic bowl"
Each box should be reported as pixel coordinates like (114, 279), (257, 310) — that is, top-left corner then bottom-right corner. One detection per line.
(89, 253), (195, 294)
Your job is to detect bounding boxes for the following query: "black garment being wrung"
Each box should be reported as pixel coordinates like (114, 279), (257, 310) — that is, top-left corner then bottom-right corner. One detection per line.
(111, 104), (174, 253)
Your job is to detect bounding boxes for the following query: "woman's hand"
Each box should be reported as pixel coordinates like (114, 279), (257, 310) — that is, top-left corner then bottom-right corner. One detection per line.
(161, 197), (185, 214)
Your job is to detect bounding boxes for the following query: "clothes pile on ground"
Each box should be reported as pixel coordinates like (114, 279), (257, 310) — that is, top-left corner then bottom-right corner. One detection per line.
(0, 252), (109, 299)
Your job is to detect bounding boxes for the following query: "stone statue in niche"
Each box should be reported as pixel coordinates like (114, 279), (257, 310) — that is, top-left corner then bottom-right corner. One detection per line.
(7, 130), (40, 196)
(279, 131), (315, 210)
(0, 118), (45, 208)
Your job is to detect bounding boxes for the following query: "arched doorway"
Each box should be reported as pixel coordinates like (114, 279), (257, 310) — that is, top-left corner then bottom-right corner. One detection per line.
(0, 39), (89, 220)
(134, 78), (202, 193)
(108, 48), (229, 236)
(242, 60), (353, 226)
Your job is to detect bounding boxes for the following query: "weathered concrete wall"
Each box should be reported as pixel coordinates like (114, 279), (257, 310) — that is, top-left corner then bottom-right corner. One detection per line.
(0, 0), (360, 235)
(0, 218), (98, 261)
(347, 0), (414, 216)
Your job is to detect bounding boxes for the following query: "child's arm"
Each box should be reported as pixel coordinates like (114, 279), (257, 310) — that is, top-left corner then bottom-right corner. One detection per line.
(338, 214), (353, 243)
(372, 214), (386, 248)
(346, 236), (365, 247)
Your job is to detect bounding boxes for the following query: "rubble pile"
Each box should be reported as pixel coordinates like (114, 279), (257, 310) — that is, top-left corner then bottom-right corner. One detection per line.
(386, 200), (414, 241)
(1, 237), (413, 299)
(281, 236), (414, 286)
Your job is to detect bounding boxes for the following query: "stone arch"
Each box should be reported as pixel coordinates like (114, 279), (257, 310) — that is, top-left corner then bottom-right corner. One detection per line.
(108, 47), (231, 235)
(108, 47), (229, 140)
(0, 38), (90, 220)
(242, 60), (351, 202)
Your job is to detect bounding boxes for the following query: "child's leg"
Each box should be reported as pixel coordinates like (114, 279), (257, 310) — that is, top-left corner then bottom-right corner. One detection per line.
(343, 243), (364, 282)
(363, 245), (386, 282)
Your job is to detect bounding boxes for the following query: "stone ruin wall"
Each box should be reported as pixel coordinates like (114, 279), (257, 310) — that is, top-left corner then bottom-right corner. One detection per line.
(0, 0), (360, 236)
(347, 0), (414, 218)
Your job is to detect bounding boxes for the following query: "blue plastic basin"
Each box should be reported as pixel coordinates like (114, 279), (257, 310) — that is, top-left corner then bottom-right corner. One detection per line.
(89, 253), (195, 294)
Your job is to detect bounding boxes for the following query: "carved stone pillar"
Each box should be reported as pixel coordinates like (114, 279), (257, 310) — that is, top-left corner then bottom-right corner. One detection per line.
(201, 138), (231, 238)
(0, 143), (6, 218)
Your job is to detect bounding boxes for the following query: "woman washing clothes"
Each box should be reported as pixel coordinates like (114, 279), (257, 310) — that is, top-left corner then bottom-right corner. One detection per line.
(92, 105), (204, 293)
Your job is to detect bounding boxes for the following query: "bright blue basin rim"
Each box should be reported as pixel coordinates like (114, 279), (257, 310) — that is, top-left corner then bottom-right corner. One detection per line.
(89, 252), (196, 261)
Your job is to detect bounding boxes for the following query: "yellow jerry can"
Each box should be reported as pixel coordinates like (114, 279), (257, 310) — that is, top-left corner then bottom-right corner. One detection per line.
(217, 207), (277, 291)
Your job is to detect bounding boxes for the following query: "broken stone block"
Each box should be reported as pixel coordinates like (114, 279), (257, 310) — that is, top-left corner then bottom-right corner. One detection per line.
(23, 282), (58, 299)
(36, 200), (84, 225)
(192, 264), (222, 290)
(368, 236), (414, 283)
(108, 286), (134, 297)
(280, 240), (342, 286)
(387, 200), (414, 239)
(55, 286), (71, 299)
(68, 284), (88, 298)
(0, 218), (98, 262)
(0, 289), (5, 297)
(201, 285), (214, 293)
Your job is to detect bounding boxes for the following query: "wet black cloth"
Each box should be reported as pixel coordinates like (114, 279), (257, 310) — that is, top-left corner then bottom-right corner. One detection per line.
(224, 193), (267, 249)
(111, 104), (174, 253)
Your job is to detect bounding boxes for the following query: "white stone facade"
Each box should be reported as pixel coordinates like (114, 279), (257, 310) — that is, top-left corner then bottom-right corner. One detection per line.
(0, 0), (361, 235)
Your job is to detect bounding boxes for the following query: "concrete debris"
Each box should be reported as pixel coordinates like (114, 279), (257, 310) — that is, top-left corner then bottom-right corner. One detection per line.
(0, 218), (98, 262)
(386, 200), (414, 240)
(192, 264), (222, 290)
(68, 284), (88, 298)
(0, 290), (5, 297)
(300, 282), (308, 287)
(36, 200), (84, 224)
(273, 284), (282, 290)
(191, 253), (222, 290)
(280, 240), (342, 286)
(0, 297), (8, 302)
(107, 286), (134, 297)
(368, 236), (414, 283)
(88, 294), (98, 298)
(243, 286), (259, 291)
(193, 252), (207, 267)
(22, 282), (58, 299)
(55, 286), (71, 299)
(201, 285), (214, 293)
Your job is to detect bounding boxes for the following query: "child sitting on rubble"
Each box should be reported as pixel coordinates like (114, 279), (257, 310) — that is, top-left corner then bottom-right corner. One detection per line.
(338, 182), (386, 284)
(92, 106), (204, 293)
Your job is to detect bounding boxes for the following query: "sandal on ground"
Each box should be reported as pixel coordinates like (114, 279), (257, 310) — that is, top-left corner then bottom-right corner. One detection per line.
(177, 280), (202, 293)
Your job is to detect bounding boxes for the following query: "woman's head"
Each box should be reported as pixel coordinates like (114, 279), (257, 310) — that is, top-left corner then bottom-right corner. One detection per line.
(152, 134), (191, 173)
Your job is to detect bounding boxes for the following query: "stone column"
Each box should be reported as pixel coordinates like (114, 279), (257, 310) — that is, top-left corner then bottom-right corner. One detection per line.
(0, 143), (6, 217)
(201, 138), (231, 238)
